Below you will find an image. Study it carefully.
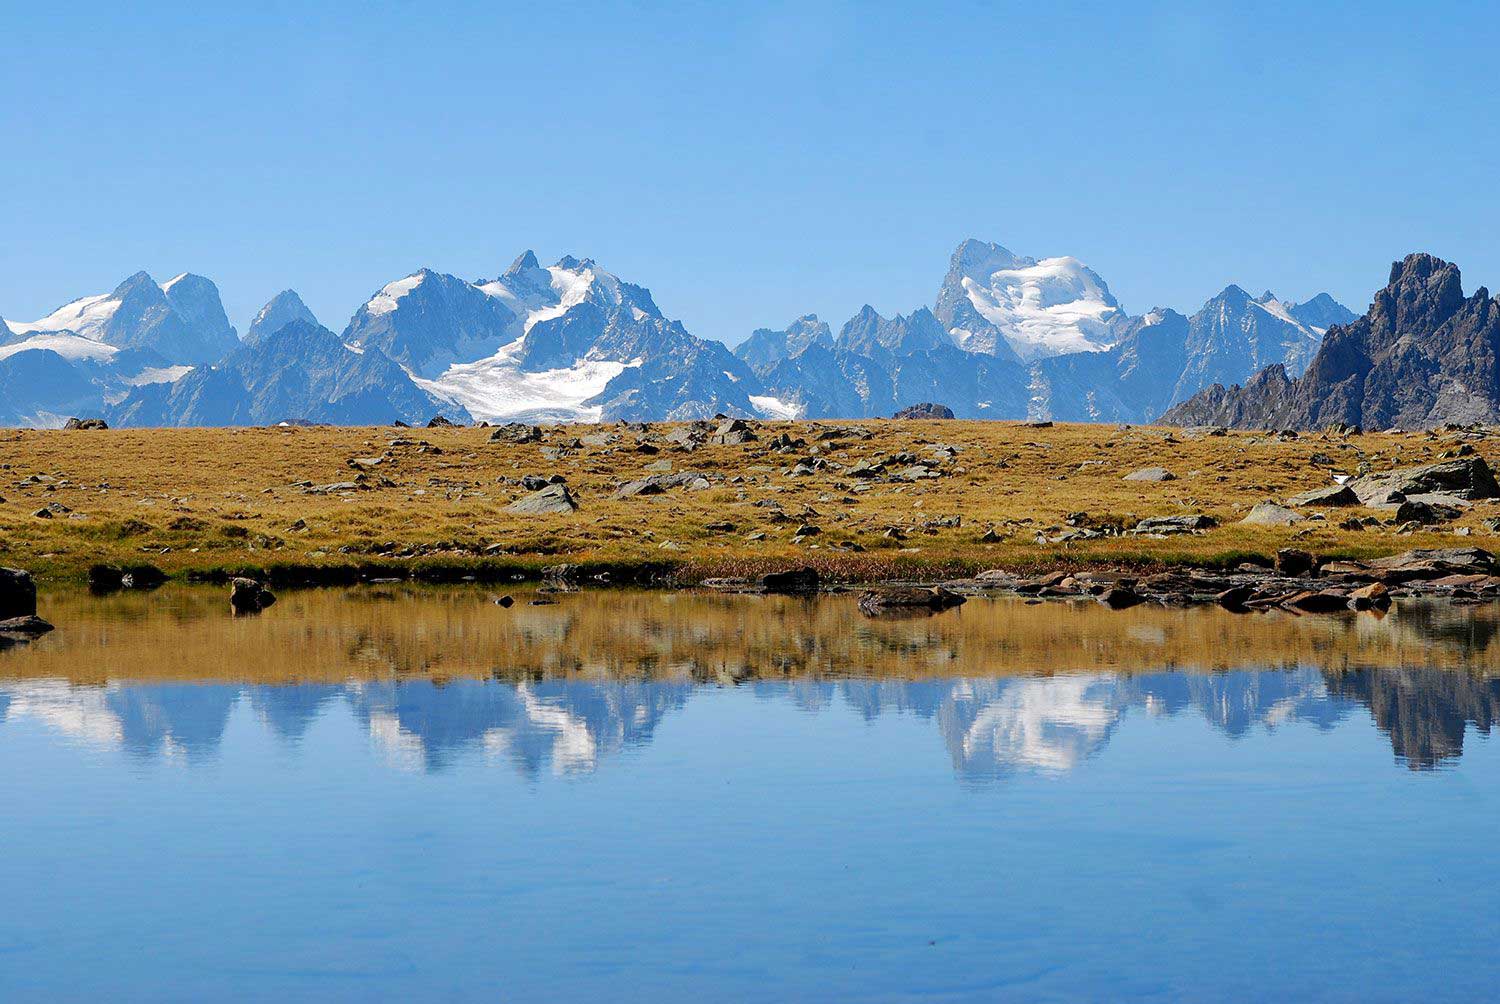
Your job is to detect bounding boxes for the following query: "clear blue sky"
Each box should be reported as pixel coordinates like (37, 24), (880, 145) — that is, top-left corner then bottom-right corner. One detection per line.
(4, 1), (1498, 344)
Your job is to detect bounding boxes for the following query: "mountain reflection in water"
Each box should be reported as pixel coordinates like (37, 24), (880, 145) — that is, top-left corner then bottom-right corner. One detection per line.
(3, 667), (1495, 778)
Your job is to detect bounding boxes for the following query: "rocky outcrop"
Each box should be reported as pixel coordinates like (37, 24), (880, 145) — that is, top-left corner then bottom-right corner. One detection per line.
(893, 403), (955, 419)
(1162, 254), (1500, 429)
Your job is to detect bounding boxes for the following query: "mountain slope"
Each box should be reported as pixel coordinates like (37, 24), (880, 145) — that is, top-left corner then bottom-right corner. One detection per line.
(734, 315), (833, 373)
(1162, 254), (1500, 430)
(110, 320), (463, 427)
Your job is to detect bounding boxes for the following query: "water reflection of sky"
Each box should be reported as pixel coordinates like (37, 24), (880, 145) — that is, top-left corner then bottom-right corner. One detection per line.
(3, 667), (1495, 779)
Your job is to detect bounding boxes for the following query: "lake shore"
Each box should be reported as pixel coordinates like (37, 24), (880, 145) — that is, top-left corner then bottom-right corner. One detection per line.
(3, 418), (1498, 587)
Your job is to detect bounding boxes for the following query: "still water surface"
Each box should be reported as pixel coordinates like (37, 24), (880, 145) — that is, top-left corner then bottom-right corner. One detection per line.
(2, 587), (1498, 1001)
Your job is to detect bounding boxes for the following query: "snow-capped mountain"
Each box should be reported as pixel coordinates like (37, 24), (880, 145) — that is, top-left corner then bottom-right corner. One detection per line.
(345, 252), (760, 423)
(6, 271), (240, 365)
(933, 239), (1124, 361)
(246, 290), (318, 344)
(0, 240), (1353, 427)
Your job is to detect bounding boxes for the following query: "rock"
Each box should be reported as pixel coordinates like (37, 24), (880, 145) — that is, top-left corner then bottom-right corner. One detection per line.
(1133, 514), (1217, 534)
(1240, 502), (1304, 526)
(1282, 590), (1351, 613)
(1024, 419), (1053, 428)
(1123, 467), (1176, 482)
(495, 595), (514, 608)
(0, 614), (53, 637)
(1215, 585), (1255, 610)
(759, 567), (819, 594)
(710, 418), (757, 446)
(0, 568), (38, 619)
(857, 586), (966, 616)
(893, 403), (955, 420)
(1392, 499), (1460, 525)
(506, 483), (578, 514)
(229, 578), (276, 614)
(1347, 582), (1391, 609)
(490, 423), (543, 444)
(1288, 484), (1360, 507)
(1097, 587), (1145, 609)
(32, 508), (53, 519)
(541, 564), (580, 587)
(1275, 548), (1317, 577)
(1346, 458), (1500, 506)
(62, 417), (108, 430)
(1364, 547), (1499, 580)
(426, 415), (459, 428)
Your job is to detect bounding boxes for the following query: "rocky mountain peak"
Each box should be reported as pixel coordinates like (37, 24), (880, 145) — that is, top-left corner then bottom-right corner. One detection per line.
(1378, 252), (1466, 332)
(506, 250), (540, 276)
(247, 290), (318, 344)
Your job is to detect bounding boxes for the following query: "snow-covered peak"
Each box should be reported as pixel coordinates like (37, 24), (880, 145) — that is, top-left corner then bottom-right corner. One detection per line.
(956, 254), (1124, 360)
(948, 238), (1033, 284)
(365, 270), (432, 316)
(9, 292), (120, 339)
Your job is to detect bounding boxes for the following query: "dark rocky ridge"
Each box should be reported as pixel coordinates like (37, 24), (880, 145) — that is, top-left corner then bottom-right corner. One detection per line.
(1162, 254), (1500, 430)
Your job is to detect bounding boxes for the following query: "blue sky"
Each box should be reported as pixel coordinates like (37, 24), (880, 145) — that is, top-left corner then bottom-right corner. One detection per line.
(4, 1), (1497, 345)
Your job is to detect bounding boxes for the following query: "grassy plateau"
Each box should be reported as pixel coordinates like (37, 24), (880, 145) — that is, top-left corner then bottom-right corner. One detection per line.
(0, 419), (1492, 586)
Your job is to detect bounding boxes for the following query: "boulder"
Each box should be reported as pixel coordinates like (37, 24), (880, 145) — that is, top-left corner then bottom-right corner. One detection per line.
(857, 586), (966, 616)
(759, 567), (819, 594)
(507, 483), (578, 514)
(62, 417), (108, 430)
(0, 614), (53, 637)
(0, 568), (37, 620)
(1097, 587), (1145, 610)
(1364, 547), (1499, 580)
(893, 403), (955, 420)
(426, 415), (459, 428)
(1392, 499), (1460, 525)
(1345, 458), (1499, 505)
(1282, 590), (1352, 613)
(1347, 582), (1392, 610)
(1275, 548), (1317, 577)
(1288, 484), (1359, 507)
(1123, 467), (1176, 482)
(710, 418), (757, 446)
(1240, 502), (1305, 526)
(229, 578), (276, 614)
(1133, 514), (1217, 534)
(490, 423), (544, 444)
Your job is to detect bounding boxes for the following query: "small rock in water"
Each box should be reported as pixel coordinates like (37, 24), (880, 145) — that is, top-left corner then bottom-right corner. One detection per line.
(230, 578), (276, 615)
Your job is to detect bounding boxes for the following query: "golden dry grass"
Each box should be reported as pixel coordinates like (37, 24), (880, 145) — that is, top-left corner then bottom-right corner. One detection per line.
(0, 419), (1492, 584)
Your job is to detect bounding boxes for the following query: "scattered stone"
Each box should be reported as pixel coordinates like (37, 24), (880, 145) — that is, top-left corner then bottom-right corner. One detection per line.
(1288, 484), (1359, 507)
(1123, 467), (1176, 482)
(489, 423), (543, 444)
(1240, 502), (1304, 527)
(426, 416), (459, 428)
(506, 483), (578, 514)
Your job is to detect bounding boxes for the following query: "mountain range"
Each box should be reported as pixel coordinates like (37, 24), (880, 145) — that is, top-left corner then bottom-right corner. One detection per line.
(1, 240), (1355, 427)
(1162, 253), (1500, 430)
